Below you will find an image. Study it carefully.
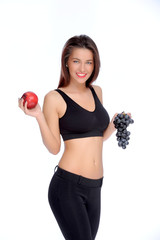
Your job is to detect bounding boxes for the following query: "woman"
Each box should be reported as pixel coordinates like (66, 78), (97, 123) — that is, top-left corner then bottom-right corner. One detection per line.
(19, 35), (118, 240)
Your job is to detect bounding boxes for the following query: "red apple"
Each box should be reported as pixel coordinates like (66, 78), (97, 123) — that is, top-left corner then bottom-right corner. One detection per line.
(21, 91), (38, 109)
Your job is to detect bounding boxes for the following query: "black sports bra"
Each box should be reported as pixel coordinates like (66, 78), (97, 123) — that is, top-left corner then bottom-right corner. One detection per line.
(55, 86), (110, 141)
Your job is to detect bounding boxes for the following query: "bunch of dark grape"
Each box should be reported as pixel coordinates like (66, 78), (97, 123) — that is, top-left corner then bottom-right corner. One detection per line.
(113, 112), (134, 149)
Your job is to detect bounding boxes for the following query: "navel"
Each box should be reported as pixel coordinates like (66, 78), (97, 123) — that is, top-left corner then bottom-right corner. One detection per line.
(93, 159), (97, 166)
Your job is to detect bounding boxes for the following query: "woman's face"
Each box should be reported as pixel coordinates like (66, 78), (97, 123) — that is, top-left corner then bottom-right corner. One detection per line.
(67, 48), (94, 85)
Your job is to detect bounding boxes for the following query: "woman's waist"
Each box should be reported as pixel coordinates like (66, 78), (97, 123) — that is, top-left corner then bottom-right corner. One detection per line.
(58, 154), (103, 179)
(61, 146), (102, 163)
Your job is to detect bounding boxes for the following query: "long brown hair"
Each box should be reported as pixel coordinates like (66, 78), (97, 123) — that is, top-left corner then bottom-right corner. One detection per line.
(58, 35), (100, 88)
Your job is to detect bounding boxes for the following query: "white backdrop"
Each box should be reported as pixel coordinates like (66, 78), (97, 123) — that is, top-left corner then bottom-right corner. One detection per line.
(0, 0), (160, 239)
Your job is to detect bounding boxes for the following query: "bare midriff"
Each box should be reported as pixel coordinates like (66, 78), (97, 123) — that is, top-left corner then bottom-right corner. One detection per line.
(58, 136), (104, 179)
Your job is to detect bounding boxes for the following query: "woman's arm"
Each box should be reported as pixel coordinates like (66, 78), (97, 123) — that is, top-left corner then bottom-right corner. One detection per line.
(36, 112), (61, 155)
(19, 91), (61, 155)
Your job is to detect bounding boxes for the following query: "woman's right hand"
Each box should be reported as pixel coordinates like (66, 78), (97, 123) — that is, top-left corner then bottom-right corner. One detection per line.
(18, 98), (42, 119)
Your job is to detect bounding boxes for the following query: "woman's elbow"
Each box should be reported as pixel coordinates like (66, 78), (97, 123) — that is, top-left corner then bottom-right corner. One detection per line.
(43, 141), (61, 155)
(49, 147), (60, 155)
(48, 144), (60, 155)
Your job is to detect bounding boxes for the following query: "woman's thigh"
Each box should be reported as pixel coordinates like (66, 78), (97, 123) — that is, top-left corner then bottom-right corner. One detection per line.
(48, 174), (96, 240)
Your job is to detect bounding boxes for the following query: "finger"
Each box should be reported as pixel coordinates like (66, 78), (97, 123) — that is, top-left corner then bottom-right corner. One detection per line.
(18, 98), (24, 109)
(127, 112), (132, 118)
(111, 113), (118, 123)
(24, 101), (28, 114)
(113, 113), (118, 119)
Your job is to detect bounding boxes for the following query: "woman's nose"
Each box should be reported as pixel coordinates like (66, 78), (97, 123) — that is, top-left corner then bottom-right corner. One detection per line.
(79, 63), (85, 72)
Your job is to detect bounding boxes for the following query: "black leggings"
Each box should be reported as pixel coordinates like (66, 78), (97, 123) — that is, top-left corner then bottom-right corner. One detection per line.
(48, 166), (103, 240)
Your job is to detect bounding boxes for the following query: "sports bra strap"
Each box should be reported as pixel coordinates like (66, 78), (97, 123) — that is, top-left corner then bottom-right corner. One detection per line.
(55, 89), (68, 101)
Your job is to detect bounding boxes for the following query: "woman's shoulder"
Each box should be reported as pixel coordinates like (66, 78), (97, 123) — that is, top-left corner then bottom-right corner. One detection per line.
(43, 89), (64, 109)
(44, 88), (63, 99)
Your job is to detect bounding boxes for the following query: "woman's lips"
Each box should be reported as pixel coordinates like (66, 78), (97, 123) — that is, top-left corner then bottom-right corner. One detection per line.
(76, 73), (87, 78)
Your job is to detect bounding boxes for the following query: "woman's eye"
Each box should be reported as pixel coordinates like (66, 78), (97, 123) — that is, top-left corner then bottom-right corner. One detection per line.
(87, 62), (92, 65)
(73, 60), (79, 63)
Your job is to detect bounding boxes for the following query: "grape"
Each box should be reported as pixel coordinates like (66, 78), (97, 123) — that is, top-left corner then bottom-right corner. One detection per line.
(118, 141), (123, 147)
(127, 131), (130, 136)
(113, 112), (134, 149)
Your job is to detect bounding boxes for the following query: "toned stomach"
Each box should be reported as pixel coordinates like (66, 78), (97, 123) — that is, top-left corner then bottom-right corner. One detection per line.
(58, 136), (104, 179)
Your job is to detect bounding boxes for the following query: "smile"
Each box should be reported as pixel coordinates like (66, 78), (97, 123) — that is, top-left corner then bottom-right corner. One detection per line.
(76, 73), (87, 78)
